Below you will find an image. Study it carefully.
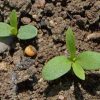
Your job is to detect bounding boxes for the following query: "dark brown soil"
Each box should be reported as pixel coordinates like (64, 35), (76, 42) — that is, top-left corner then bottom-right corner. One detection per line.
(0, 0), (100, 100)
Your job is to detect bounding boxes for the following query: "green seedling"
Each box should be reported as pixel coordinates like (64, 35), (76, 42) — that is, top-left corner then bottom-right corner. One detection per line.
(42, 27), (100, 80)
(0, 10), (37, 40)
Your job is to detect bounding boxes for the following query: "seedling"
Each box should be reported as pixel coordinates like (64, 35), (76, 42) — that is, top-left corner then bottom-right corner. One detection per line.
(0, 10), (37, 40)
(42, 27), (100, 80)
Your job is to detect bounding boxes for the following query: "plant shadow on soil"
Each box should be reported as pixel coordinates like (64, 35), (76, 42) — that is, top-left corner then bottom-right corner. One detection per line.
(17, 75), (38, 93)
(43, 72), (100, 100)
(80, 73), (100, 95)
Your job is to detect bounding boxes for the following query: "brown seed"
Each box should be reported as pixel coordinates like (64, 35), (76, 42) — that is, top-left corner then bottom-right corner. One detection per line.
(24, 45), (37, 57)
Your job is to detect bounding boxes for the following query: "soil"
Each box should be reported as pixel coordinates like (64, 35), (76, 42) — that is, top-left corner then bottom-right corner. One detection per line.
(0, 0), (100, 100)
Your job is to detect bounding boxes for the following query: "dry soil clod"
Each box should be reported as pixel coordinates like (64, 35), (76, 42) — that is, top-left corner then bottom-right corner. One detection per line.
(21, 17), (31, 24)
(87, 32), (100, 40)
(0, 62), (8, 71)
(34, 0), (45, 8)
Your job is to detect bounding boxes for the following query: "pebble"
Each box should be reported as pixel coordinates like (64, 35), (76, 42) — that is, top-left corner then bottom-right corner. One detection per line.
(96, 91), (100, 95)
(32, 99), (38, 100)
(32, 14), (38, 19)
(58, 95), (65, 100)
(0, 62), (8, 71)
(49, 20), (55, 27)
(0, 37), (13, 54)
(35, 0), (45, 8)
(39, 19), (47, 27)
(70, 85), (74, 91)
(0, 42), (9, 53)
(21, 17), (31, 24)
(38, 78), (43, 83)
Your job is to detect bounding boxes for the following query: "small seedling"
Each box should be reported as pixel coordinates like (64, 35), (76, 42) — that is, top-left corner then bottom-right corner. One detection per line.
(0, 10), (37, 40)
(42, 27), (100, 80)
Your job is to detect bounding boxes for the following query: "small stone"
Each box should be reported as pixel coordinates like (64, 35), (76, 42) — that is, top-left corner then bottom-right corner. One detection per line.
(0, 62), (8, 71)
(49, 20), (55, 27)
(21, 17), (31, 24)
(32, 14), (38, 19)
(35, 0), (45, 8)
(32, 99), (38, 100)
(0, 37), (13, 53)
(39, 19), (47, 27)
(38, 78), (43, 83)
(94, 1), (100, 10)
(0, 42), (9, 53)
(58, 95), (65, 100)
(96, 91), (100, 95)
(70, 85), (74, 91)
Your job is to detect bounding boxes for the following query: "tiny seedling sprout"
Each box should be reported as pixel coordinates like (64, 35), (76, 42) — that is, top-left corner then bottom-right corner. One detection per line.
(0, 10), (37, 40)
(42, 27), (100, 80)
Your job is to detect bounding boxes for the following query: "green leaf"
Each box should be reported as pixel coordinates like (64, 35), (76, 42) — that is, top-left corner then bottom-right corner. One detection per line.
(11, 27), (17, 35)
(76, 51), (100, 70)
(42, 56), (71, 80)
(17, 25), (37, 40)
(72, 62), (85, 80)
(10, 10), (17, 30)
(0, 22), (13, 37)
(66, 27), (76, 59)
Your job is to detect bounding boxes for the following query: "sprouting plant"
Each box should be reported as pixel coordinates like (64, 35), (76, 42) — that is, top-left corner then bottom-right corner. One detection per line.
(42, 27), (100, 80)
(0, 10), (37, 40)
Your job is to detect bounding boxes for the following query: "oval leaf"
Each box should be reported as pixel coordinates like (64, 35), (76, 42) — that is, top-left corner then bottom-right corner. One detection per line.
(18, 25), (37, 40)
(42, 56), (71, 80)
(0, 22), (12, 37)
(76, 51), (100, 70)
(65, 27), (76, 59)
(72, 62), (85, 80)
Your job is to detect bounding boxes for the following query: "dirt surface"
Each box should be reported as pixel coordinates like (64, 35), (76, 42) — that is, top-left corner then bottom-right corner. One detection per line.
(0, 0), (100, 100)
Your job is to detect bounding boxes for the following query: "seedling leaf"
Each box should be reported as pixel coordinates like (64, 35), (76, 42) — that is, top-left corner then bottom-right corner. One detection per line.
(11, 27), (17, 35)
(17, 25), (37, 40)
(66, 27), (76, 59)
(10, 10), (17, 33)
(0, 22), (13, 37)
(76, 51), (100, 70)
(72, 62), (85, 80)
(42, 56), (71, 80)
